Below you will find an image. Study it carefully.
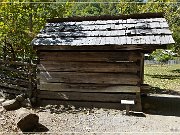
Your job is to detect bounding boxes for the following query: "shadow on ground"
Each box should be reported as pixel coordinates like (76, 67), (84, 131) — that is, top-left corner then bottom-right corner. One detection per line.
(33, 123), (49, 132)
(147, 86), (180, 95)
(145, 74), (180, 80)
(142, 94), (180, 117)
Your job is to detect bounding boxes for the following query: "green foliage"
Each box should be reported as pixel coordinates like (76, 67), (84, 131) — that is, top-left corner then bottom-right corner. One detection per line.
(0, 0), (70, 61)
(151, 49), (175, 63)
(0, 0), (179, 61)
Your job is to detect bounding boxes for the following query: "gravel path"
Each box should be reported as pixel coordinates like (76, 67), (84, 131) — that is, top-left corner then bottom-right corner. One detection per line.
(36, 106), (180, 134)
(1, 94), (180, 134)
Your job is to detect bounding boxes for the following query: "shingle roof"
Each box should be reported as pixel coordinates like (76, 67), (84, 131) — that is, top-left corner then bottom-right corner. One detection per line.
(31, 13), (175, 47)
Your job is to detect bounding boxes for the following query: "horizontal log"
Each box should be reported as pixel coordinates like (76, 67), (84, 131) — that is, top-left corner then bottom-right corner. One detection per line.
(38, 83), (140, 93)
(34, 44), (165, 52)
(0, 65), (29, 75)
(0, 82), (28, 91)
(0, 73), (30, 85)
(47, 13), (164, 23)
(46, 16), (165, 25)
(38, 91), (136, 102)
(0, 87), (24, 95)
(0, 59), (36, 67)
(39, 51), (141, 62)
(40, 72), (140, 85)
(0, 79), (30, 87)
(38, 61), (140, 73)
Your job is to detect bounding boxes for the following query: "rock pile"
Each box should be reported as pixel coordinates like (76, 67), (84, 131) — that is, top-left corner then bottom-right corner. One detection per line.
(0, 93), (39, 132)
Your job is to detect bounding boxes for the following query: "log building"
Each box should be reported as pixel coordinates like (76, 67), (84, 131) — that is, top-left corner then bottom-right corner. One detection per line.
(31, 13), (175, 111)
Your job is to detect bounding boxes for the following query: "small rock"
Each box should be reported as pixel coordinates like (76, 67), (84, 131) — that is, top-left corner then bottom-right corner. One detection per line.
(16, 94), (25, 102)
(45, 105), (51, 109)
(0, 92), (5, 98)
(0, 106), (4, 112)
(2, 99), (20, 111)
(21, 98), (32, 108)
(0, 98), (5, 104)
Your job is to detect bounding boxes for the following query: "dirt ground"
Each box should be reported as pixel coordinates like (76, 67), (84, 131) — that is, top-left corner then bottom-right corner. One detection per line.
(1, 94), (180, 134)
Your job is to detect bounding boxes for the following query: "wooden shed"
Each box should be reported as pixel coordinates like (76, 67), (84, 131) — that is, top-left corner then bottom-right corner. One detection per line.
(31, 13), (175, 111)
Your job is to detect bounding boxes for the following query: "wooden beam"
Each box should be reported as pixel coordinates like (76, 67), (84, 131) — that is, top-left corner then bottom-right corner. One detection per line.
(38, 61), (139, 73)
(38, 83), (140, 93)
(38, 91), (136, 102)
(40, 72), (140, 85)
(39, 51), (141, 62)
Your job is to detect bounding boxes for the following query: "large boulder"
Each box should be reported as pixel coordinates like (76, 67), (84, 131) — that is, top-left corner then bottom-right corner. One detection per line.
(16, 108), (39, 132)
(2, 99), (20, 110)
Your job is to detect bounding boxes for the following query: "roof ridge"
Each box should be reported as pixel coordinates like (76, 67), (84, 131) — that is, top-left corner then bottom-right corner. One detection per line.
(47, 12), (164, 23)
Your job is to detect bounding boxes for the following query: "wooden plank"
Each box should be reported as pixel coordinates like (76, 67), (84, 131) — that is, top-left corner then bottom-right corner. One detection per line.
(38, 91), (136, 102)
(33, 44), (144, 51)
(136, 92), (142, 111)
(38, 61), (139, 73)
(38, 83), (140, 93)
(39, 51), (141, 62)
(139, 53), (144, 84)
(0, 65), (29, 75)
(0, 59), (36, 67)
(46, 13), (164, 23)
(0, 82), (28, 91)
(0, 78), (30, 87)
(0, 87), (23, 95)
(40, 72), (140, 85)
(0, 73), (30, 84)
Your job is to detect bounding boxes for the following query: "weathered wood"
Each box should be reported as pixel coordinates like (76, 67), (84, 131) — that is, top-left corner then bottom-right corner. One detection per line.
(0, 87), (23, 95)
(141, 84), (151, 93)
(0, 82), (28, 91)
(46, 17), (165, 26)
(140, 53), (144, 84)
(0, 77), (30, 87)
(38, 91), (136, 102)
(34, 44), (162, 51)
(0, 59), (36, 67)
(40, 72), (140, 85)
(38, 61), (139, 73)
(38, 83), (140, 93)
(46, 13), (164, 23)
(136, 92), (142, 112)
(39, 51), (141, 62)
(0, 65), (30, 75)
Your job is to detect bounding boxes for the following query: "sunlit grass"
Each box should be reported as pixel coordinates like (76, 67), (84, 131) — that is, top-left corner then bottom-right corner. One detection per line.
(144, 64), (180, 92)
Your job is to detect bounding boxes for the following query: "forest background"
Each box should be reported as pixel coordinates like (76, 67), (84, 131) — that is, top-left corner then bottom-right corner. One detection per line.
(0, 0), (179, 62)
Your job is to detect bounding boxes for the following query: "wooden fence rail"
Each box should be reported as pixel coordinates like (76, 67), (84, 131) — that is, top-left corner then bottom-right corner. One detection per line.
(0, 59), (37, 102)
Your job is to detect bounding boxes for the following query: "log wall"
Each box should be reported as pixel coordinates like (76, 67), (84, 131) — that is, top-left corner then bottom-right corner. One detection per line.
(37, 50), (143, 111)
